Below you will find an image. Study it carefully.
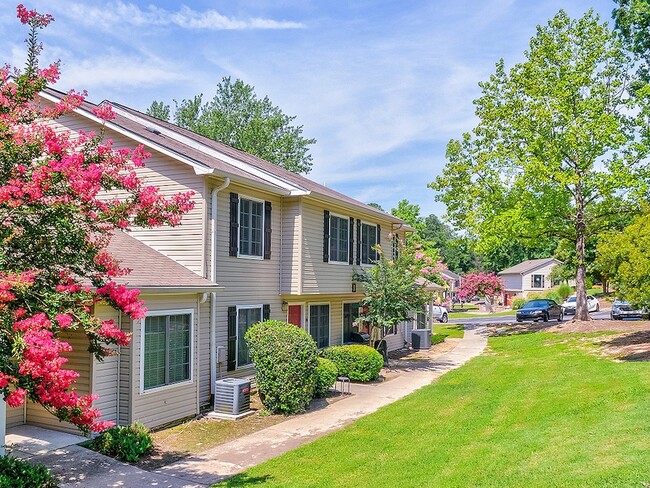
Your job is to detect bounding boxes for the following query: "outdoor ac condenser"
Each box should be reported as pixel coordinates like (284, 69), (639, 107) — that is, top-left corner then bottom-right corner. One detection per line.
(214, 378), (251, 415)
(411, 329), (431, 350)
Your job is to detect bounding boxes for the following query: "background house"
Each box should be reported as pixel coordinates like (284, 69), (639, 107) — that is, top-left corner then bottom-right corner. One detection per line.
(498, 258), (562, 304)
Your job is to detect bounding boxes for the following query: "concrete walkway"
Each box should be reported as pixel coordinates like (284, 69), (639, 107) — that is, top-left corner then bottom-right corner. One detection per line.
(21, 324), (486, 487)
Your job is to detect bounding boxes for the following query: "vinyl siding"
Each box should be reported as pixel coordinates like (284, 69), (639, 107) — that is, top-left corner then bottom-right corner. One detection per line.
(522, 262), (558, 294)
(91, 304), (123, 426)
(25, 329), (92, 434)
(6, 403), (25, 429)
(300, 199), (394, 295)
(500, 274), (523, 293)
(280, 198), (302, 294)
(210, 182), (284, 380)
(129, 295), (202, 428)
(50, 111), (207, 277)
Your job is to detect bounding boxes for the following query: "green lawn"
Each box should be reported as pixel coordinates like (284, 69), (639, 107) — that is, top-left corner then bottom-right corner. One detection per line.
(431, 323), (465, 344)
(216, 331), (650, 487)
(449, 309), (515, 319)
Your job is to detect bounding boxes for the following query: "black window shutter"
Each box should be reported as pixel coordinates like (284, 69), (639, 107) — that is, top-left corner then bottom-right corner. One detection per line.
(323, 210), (330, 262)
(348, 217), (354, 265)
(229, 192), (239, 257)
(227, 306), (237, 371)
(263, 201), (272, 260)
(356, 219), (362, 265)
(263, 304), (270, 321)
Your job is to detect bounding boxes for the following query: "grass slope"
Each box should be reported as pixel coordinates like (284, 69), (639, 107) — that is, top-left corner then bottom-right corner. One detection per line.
(217, 332), (650, 487)
(431, 324), (465, 344)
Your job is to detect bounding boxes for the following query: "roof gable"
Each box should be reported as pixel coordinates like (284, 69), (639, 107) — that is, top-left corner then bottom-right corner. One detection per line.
(498, 258), (561, 275)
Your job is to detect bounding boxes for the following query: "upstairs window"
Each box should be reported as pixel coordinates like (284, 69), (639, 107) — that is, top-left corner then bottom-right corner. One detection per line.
(229, 192), (272, 259)
(329, 215), (349, 263)
(361, 223), (379, 264)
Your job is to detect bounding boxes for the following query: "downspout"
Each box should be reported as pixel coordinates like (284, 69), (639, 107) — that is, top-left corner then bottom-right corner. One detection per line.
(210, 178), (231, 395)
(197, 293), (208, 415)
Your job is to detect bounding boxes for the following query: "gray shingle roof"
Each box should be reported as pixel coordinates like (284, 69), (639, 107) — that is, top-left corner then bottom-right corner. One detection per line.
(107, 232), (221, 293)
(498, 258), (559, 275)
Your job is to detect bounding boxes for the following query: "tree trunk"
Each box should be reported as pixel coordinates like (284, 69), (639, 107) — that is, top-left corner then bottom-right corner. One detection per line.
(574, 182), (590, 321)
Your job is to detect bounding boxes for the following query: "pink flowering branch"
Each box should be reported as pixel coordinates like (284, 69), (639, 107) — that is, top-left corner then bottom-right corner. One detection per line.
(0, 5), (194, 434)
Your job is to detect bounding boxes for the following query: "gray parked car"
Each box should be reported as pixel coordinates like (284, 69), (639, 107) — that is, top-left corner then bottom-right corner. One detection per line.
(610, 300), (647, 320)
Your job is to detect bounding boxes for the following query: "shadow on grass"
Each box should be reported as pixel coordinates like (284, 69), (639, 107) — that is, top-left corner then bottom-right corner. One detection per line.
(487, 322), (557, 336)
(217, 473), (273, 487)
(601, 330), (650, 362)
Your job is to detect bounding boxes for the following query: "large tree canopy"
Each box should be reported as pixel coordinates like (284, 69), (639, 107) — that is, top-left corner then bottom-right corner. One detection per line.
(147, 77), (316, 174)
(430, 10), (650, 320)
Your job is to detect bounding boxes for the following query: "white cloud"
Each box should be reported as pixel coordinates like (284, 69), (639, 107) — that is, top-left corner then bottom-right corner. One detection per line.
(56, 52), (190, 92)
(62, 2), (305, 31)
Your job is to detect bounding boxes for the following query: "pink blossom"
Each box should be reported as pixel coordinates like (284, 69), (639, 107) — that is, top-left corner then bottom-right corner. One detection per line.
(6, 388), (27, 407)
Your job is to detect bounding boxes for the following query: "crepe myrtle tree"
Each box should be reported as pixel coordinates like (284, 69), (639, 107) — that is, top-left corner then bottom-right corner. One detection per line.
(457, 273), (504, 313)
(431, 10), (650, 321)
(353, 238), (443, 353)
(0, 5), (194, 434)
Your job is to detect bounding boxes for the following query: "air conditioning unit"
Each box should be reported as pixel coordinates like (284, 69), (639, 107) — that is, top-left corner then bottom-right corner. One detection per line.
(214, 378), (251, 416)
(411, 329), (431, 350)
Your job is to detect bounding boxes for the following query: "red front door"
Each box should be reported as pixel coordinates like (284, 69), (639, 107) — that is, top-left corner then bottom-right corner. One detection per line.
(287, 305), (302, 328)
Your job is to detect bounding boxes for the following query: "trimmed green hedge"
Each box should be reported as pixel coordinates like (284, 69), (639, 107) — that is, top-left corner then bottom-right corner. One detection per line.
(0, 455), (58, 487)
(90, 422), (153, 462)
(320, 345), (384, 382)
(245, 320), (318, 414)
(314, 357), (338, 398)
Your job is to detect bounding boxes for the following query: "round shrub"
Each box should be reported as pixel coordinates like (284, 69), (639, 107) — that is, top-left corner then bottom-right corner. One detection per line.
(320, 345), (384, 382)
(512, 297), (527, 310)
(544, 290), (562, 304)
(245, 320), (318, 414)
(0, 455), (57, 488)
(90, 422), (153, 462)
(314, 357), (338, 398)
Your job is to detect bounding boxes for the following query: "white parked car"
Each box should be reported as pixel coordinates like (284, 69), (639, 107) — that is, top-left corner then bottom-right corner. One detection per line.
(560, 295), (599, 315)
(431, 305), (449, 323)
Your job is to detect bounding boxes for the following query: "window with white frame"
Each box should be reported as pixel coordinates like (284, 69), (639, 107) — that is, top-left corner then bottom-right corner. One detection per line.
(143, 312), (192, 390)
(361, 223), (378, 264)
(329, 214), (349, 263)
(239, 197), (264, 257)
(531, 274), (545, 288)
(237, 306), (262, 367)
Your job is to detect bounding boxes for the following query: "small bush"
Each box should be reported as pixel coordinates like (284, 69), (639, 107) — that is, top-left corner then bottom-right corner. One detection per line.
(545, 290), (562, 303)
(91, 422), (153, 462)
(314, 357), (338, 398)
(557, 283), (573, 300)
(512, 297), (527, 310)
(245, 320), (318, 414)
(320, 345), (384, 382)
(0, 455), (58, 488)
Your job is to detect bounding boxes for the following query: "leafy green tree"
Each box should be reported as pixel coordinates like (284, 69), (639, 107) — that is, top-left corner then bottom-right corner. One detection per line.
(430, 10), (650, 320)
(595, 213), (650, 307)
(354, 240), (438, 343)
(367, 202), (385, 211)
(480, 238), (559, 273)
(613, 0), (650, 82)
(147, 77), (316, 174)
(390, 199), (424, 233)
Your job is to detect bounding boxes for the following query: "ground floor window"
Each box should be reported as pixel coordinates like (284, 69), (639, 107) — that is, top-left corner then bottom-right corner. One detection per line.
(309, 304), (330, 349)
(237, 306), (262, 367)
(343, 302), (360, 343)
(143, 312), (192, 390)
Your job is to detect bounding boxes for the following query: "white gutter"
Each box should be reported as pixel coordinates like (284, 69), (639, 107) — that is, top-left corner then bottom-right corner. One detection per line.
(210, 178), (231, 394)
(110, 105), (309, 196)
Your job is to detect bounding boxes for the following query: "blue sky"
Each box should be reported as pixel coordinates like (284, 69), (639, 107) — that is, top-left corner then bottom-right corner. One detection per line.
(0, 0), (615, 221)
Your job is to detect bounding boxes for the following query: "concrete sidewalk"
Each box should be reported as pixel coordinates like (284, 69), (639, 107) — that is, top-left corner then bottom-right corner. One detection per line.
(23, 324), (486, 487)
(156, 324), (487, 486)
